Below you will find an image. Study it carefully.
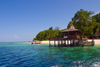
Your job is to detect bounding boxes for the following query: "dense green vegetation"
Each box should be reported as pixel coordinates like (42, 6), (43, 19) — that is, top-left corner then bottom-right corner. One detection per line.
(67, 9), (100, 37)
(33, 27), (64, 41)
(93, 13), (100, 33)
(33, 9), (100, 40)
(93, 13), (100, 23)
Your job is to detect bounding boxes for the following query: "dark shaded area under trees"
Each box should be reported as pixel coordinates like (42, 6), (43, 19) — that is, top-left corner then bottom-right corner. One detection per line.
(33, 9), (100, 40)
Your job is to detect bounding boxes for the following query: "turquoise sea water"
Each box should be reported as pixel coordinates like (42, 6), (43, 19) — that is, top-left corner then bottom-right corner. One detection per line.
(0, 42), (100, 67)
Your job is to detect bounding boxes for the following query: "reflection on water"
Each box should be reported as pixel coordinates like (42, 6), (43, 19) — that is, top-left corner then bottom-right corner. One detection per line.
(0, 42), (100, 67)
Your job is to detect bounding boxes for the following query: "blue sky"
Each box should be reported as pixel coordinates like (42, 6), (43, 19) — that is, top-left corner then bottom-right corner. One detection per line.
(0, 0), (100, 42)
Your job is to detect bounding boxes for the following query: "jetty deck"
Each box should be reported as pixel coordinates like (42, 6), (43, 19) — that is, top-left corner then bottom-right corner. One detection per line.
(49, 38), (94, 47)
(49, 25), (94, 47)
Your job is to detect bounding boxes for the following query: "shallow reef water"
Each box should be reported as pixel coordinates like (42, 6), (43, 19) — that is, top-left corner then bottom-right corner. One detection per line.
(0, 42), (100, 67)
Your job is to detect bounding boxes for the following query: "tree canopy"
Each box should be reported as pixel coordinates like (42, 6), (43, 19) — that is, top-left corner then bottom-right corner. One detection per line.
(33, 27), (63, 41)
(33, 9), (100, 40)
(93, 13), (100, 23)
(68, 9), (98, 37)
(93, 13), (100, 32)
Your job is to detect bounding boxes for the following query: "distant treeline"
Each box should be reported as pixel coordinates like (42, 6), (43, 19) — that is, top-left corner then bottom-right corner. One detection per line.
(33, 27), (64, 41)
(33, 9), (100, 41)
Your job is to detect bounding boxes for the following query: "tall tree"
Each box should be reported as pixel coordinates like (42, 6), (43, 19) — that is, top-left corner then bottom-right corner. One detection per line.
(93, 13), (100, 31)
(49, 27), (53, 30)
(71, 9), (97, 37)
(93, 13), (100, 23)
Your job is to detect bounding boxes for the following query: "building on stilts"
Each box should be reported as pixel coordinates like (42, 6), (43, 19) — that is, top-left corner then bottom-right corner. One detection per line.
(49, 24), (94, 47)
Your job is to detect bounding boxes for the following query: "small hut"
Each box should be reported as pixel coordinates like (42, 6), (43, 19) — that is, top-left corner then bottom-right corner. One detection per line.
(93, 30), (100, 39)
(61, 24), (83, 39)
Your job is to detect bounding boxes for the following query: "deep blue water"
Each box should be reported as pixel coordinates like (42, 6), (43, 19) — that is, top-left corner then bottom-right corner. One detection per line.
(0, 42), (100, 67)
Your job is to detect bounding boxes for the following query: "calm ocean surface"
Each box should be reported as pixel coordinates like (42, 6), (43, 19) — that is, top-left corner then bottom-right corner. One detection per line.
(0, 42), (100, 67)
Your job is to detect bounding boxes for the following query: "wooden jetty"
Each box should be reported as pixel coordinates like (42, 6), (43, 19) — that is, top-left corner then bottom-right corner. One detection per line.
(49, 25), (94, 47)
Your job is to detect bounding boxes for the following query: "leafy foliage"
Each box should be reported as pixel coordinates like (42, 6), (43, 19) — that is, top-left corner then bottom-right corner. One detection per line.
(33, 38), (37, 41)
(93, 13), (100, 31)
(33, 27), (64, 41)
(68, 9), (98, 37)
(93, 13), (100, 23)
(33, 9), (100, 40)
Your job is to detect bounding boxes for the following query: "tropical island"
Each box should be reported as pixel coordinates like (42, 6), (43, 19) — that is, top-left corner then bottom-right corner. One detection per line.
(1, 0), (100, 67)
(33, 9), (100, 41)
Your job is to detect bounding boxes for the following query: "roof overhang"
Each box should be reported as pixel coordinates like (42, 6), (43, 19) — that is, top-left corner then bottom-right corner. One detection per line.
(61, 30), (83, 33)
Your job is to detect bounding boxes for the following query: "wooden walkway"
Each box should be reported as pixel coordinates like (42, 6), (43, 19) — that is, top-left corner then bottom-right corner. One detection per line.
(49, 39), (94, 47)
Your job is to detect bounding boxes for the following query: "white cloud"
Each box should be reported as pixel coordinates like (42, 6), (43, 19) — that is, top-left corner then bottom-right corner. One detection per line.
(14, 35), (19, 39)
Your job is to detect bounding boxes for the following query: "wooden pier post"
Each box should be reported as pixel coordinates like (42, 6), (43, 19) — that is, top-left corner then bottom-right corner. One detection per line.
(49, 40), (52, 47)
(61, 40), (62, 47)
(65, 40), (66, 46)
(58, 40), (60, 47)
(64, 40), (66, 46)
(92, 38), (94, 46)
(74, 40), (76, 46)
(82, 39), (84, 47)
(75, 40), (76, 46)
(54, 40), (56, 47)
(78, 40), (79, 45)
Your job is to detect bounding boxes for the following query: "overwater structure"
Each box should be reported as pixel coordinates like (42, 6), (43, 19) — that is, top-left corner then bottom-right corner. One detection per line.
(49, 25), (94, 47)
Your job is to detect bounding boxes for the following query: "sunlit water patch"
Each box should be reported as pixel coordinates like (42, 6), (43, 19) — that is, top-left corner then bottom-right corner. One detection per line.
(0, 42), (100, 67)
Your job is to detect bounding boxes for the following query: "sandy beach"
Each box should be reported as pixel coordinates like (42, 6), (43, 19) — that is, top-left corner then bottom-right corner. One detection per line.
(88, 39), (100, 45)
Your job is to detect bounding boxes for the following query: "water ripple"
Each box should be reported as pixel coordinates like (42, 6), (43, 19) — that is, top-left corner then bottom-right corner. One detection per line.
(1, 42), (100, 67)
